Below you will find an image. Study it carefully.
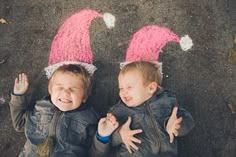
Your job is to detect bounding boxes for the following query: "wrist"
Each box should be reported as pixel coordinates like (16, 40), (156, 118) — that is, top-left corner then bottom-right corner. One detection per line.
(12, 92), (24, 96)
(96, 131), (111, 144)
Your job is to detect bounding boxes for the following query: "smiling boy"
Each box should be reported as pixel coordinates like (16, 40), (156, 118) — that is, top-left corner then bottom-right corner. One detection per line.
(110, 61), (195, 157)
(9, 64), (118, 157)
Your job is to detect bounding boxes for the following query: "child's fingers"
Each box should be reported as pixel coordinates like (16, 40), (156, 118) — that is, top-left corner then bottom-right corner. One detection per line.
(106, 112), (112, 118)
(23, 73), (28, 84)
(131, 129), (142, 136)
(125, 144), (132, 154)
(98, 117), (106, 125)
(169, 133), (174, 143)
(107, 112), (116, 119)
(176, 116), (183, 123)
(175, 124), (181, 129)
(19, 73), (23, 83)
(106, 113), (118, 125)
(108, 120), (119, 129)
(129, 142), (139, 151)
(105, 116), (117, 126)
(173, 130), (179, 137)
(15, 78), (19, 84)
(123, 117), (132, 128)
(128, 148), (132, 154)
(14, 78), (19, 93)
(114, 121), (119, 128)
(131, 136), (141, 144)
(107, 115), (117, 124)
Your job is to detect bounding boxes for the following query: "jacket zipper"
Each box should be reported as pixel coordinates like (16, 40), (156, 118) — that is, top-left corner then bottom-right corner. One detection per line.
(144, 103), (161, 151)
(48, 109), (62, 156)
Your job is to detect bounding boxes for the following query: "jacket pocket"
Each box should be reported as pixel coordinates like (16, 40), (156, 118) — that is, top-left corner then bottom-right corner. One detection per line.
(63, 118), (88, 145)
(27, 111), (52, 138)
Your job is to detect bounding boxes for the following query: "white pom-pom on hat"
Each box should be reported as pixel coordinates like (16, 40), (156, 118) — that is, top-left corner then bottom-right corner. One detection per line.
(103, 13), (116, 29)
(179, 35), (193, 51)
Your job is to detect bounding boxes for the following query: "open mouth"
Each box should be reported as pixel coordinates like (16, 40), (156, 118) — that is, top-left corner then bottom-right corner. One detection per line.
(59, 98), (72, 103)
(124, 97), (131, 102)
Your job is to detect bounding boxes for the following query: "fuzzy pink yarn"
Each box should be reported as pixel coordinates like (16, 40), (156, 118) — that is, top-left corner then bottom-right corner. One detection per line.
(48, 9), (102, 65)
(125, 25), (180, 61)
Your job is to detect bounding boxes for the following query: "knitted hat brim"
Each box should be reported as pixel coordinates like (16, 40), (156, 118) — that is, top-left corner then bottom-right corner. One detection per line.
(44, 61), (97, 78)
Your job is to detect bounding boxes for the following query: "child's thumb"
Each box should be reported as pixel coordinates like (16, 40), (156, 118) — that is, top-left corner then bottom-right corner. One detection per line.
(124, 116), (132, 128)
(171, 107), (178, 118)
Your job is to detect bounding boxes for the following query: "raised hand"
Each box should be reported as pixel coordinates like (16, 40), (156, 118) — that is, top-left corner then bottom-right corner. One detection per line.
(13, 73), (29, 95)
(166, 107), (183, 143)
(119, 117), (142, 154)
(98, 113), (119, 137)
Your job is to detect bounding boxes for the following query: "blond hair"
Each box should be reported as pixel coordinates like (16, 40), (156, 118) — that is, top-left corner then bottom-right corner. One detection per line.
(49, 64), (91, 98)
(120, 61), (162, 86)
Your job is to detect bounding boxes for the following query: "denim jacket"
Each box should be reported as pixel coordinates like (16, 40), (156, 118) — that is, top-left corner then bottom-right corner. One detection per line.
(9, 94), (109, 157)
(110, 88), (195, 157)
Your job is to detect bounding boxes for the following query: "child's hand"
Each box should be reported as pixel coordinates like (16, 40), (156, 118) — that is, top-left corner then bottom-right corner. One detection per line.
(166, 107), (183, 143)
(119, 117), (142, 154)
(13, 73), (29, 95)
(98, 113), (119, 137)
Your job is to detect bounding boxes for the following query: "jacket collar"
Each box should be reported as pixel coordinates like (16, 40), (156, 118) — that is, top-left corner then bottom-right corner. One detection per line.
(144, 87), (165, 105)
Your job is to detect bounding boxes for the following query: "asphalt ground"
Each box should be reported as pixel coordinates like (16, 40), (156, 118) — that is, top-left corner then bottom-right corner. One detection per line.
(0, 0), (235, 156)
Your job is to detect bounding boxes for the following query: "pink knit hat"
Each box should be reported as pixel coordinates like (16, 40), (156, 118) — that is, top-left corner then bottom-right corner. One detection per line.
(45, 9), (116, 78)
(120, 25), (193, 68)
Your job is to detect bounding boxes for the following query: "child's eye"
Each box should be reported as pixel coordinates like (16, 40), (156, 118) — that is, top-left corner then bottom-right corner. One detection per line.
(70, 88), (80, 92)
(127, 86), (132, 89)
(70, 89), (76, 92)
(55, 86), (63, 90)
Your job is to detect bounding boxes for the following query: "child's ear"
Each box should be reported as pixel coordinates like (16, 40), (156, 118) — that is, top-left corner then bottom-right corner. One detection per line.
(48, 81), (52, 95)
(148, 82), (158, 94)
(82, 94), (88, 103)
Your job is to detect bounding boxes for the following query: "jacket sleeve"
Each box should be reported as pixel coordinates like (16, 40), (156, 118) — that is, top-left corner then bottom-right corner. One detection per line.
(177, 107), (195, 136)
(90, 135), (111, 157)
(108, 101), (129, 147)
(111, 127), (123, 146)
(9, 94), (29, 132)
(163, 90), (195, 136)
(88, 109), (112, 157)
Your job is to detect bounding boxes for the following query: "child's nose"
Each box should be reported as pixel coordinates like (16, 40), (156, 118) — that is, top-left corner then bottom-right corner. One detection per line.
(62, 89), (70, 95)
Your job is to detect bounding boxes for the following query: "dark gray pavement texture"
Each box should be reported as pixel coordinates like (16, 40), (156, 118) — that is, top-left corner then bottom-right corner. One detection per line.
(0, 0), (236, 156)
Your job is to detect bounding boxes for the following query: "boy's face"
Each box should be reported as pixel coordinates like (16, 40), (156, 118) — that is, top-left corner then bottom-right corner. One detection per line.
(48, 71), (86, 111)
(118, 69), (157, 107)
